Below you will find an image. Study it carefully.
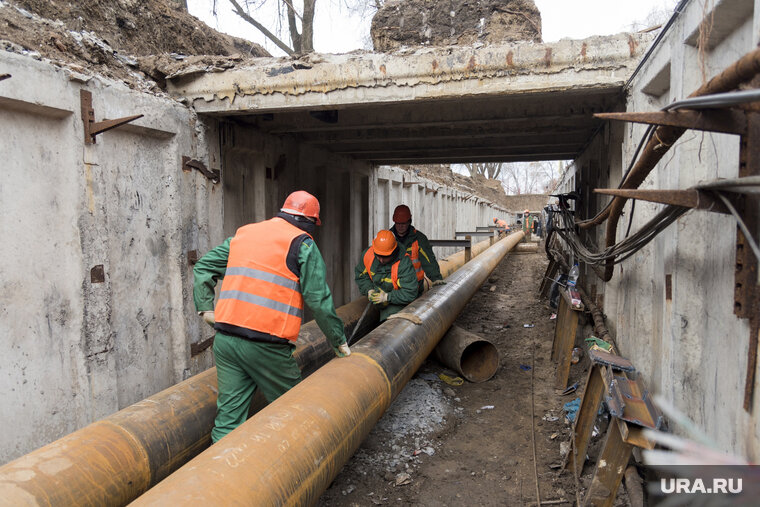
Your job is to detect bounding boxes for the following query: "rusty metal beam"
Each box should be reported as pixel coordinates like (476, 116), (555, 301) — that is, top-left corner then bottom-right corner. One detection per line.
(593, 188), (730, 213)
(130, 232), (525, 506)
(595, 109), (747, 135)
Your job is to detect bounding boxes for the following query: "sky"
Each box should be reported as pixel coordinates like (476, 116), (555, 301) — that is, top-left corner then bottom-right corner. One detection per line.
(187, 0), (679, 57)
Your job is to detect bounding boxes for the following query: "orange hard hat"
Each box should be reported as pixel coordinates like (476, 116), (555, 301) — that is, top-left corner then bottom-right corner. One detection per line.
(373, 230), (397, 256)
(393, 204), (412, 223)
(281, 190), (321, 225)
(524, 209), (530, 214)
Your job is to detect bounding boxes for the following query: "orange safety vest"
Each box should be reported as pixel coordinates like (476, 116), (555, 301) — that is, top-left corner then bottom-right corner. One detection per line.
(363, 248), (400, 290)
(406, 239), (425, 281)
(215, 217), (310, 342)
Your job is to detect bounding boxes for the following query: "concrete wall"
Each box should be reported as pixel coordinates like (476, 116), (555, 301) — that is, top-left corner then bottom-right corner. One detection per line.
(0, 51), (222, 462)
(565, 0), (760, 460)
(371, 166), (511, 266)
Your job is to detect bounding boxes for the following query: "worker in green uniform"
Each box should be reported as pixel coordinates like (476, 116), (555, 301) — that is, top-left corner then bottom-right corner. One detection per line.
(390, 204), (445, 293)
(355, 230), (419, 321)
(193, 190), (350, 443)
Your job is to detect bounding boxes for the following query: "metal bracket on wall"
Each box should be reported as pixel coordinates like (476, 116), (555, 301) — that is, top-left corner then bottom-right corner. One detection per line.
(80, 90), (143, 144)
(182, 156), (220, 183)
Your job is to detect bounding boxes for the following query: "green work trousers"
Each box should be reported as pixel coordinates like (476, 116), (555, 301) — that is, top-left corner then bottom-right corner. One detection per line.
(211, 331), (302, 443)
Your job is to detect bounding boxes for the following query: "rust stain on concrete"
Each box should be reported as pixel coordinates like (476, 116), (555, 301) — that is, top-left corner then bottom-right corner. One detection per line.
(432, 59), (438, 71)
(466, 56), (477, 71)
(506, 50), (514, 67)
(544, 47), (552, 67)
(379, 64), (386, 75)
(628, 35), (637, 57)
(581, 42), (587, 62)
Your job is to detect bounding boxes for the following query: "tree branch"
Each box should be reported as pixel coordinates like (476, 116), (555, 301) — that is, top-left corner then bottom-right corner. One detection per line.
(228, 0), (295, 55)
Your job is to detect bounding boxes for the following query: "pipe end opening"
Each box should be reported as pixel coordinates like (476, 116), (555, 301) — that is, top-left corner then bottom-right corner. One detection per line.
(460, 341), (499, 383)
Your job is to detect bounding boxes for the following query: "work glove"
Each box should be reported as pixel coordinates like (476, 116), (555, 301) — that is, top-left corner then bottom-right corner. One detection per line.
(200, 311), (215, 328)
(432, 280), (447, 286)
(334, 341), (351, 358)
(368, 288), (389, 304)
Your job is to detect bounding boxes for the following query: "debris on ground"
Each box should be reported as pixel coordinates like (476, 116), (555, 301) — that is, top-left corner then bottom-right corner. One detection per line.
(319, 246), (628, 505)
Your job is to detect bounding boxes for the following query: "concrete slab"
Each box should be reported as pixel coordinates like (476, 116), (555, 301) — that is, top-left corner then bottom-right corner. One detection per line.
(167, 33), (654, 164)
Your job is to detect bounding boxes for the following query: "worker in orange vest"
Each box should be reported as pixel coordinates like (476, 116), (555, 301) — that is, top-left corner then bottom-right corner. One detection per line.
(391, 204), (444, 293)
(493, 217), (509, 233)
(355, 230), (419, 321)
(193, 190), (350, 443)
(522, 209), (534, 233)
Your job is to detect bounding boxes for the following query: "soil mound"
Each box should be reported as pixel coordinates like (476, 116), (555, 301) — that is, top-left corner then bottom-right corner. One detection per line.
(371, 0), (541, 52)
(1, 0), (268, 89)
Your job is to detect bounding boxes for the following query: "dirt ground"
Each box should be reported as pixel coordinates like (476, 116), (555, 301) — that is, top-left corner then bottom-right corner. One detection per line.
(319, 242), (632, 506)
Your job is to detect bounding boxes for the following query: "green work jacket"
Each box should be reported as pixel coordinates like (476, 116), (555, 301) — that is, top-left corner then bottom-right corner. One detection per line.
(390, 226), (443, 286)
(193, 233), (346, 350)
(354, 247), (418, 321)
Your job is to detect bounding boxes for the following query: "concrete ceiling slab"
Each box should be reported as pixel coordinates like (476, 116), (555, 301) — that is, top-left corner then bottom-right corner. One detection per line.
(168, 33), (653, 164)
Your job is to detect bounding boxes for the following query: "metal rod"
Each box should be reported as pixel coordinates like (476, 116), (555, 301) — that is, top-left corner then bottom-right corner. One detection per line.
(663, 89), (760, 111)
(131, 232), (525, 506)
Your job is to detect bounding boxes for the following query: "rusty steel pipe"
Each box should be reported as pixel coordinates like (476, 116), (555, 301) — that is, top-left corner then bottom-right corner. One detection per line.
(438, 236), (494, 277)
(0, 237), (490, 506)
(131, 232), (524, 506)
(0, 298), (374, 507)
(434, 325), (499, 383)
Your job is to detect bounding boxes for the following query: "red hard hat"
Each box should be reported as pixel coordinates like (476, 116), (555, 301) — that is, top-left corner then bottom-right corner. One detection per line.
(373, 230), (397, 256)
(281, 190), (321, 225)
(392, 204), (412, 223)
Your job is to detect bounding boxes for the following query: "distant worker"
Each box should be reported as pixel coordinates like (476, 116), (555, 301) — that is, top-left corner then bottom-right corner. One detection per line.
(355, 230), (419, 321)
(193, 190), (351, 443)
(391, 204), (444, 293)
(493, 217), (509, 234)
(522, 209), (534, 234)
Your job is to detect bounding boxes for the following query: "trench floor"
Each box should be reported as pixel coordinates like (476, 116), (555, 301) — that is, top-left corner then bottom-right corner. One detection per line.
(319, 243), (632, 506)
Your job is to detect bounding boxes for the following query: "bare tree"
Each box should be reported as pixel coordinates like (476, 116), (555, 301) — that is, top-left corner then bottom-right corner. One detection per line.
(218, 0), (379, 55)
(464, 162), (502, 180)
(218, 0), (314, 55)
(499, 161), (561, 195)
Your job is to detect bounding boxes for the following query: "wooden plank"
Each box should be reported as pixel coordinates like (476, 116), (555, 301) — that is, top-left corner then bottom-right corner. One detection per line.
(551, 293), (569, 361)
(555, 308), (578, 389)
(583, 420), (634, 507)
(538, 260), (559, 299)
(566, 364), (605, 476)
(554, 288), (581, 389)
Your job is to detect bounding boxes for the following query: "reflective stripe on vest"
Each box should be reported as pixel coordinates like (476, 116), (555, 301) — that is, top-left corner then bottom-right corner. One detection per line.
(363, 247), (400, 290)
(215, 217), (311, 342)
(406, 240), (424, 281)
